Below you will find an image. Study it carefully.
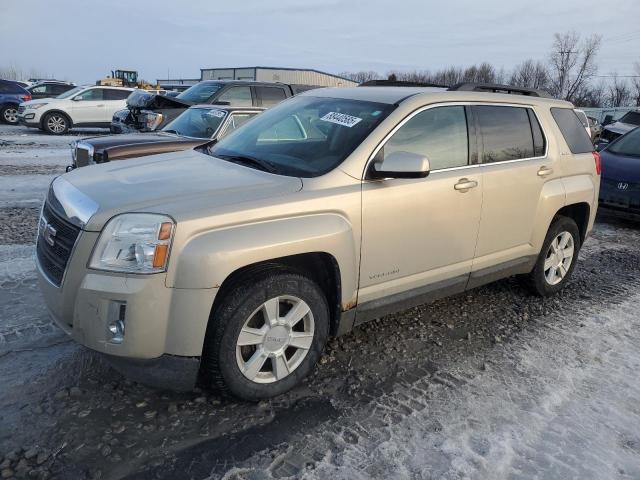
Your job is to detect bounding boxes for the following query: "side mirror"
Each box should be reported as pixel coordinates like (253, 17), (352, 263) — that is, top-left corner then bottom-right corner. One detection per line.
(369, 151), (430, 179)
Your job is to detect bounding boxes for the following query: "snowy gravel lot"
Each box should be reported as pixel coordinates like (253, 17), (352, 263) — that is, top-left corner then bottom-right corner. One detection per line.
(1, 123), (640, 480)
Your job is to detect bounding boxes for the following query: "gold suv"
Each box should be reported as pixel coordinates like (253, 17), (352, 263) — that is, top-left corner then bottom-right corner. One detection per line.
(36, 84), (600, 400)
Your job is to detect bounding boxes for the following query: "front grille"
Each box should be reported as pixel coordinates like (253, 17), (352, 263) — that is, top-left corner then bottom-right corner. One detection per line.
(18, 106), (25, 114)
(600, 129), (621, 143)
(600, 179), (640, 212)
(75, 146), (91, 167)
(36, 202), (81, 287)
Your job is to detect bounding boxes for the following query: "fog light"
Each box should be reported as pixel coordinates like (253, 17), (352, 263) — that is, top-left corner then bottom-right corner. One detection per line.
(25, 113), (35, 120)
(107, 301), (126, 344)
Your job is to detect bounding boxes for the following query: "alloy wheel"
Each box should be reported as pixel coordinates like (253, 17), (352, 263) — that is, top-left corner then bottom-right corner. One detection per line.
(3, 107), (17, 124)
(544, 231), (575, 286)
(47, 115), (67, 134)
(235, 295), (315, 384)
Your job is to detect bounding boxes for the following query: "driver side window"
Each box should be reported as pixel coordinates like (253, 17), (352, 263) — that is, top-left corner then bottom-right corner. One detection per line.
(73, 89), (104, 101)
(384, 106), (469, 171)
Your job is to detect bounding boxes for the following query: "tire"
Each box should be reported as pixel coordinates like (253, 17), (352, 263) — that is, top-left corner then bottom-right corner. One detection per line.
(1, 104), (19, 125)
(43, 112), (70, 135)
(201, 269), (330, 401)
(523, 216), (581, 296)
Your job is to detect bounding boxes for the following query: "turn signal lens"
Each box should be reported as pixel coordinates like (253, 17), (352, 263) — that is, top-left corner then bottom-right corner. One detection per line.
(158, 222), (173, 240)
(152, 244), (169, 268)
(592, 151), (601, 175)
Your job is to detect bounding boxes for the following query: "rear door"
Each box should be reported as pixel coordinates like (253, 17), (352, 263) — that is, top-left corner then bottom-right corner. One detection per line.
(471, 104), (553, 272)
(255, 86), (288, 108)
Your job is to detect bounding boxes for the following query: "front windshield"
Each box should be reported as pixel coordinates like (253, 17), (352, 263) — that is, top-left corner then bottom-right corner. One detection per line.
(161, 107), (227, 138)
(209, 96), (395, 177)
(619, 111), (640, 126)
(608, 127), (640, 157)
(176, 82), (223, 103)
(56, 86), (84, 99)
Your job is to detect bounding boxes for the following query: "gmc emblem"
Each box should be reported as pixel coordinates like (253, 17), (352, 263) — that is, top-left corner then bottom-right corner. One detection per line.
(617, 182), (629, 191)
(39, 217), (57, 247)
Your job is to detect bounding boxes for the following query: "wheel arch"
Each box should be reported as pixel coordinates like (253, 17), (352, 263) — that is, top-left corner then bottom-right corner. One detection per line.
(209, 252), (344, 337)
(554, 202), (590, 243)
(40, 109), (73, 129)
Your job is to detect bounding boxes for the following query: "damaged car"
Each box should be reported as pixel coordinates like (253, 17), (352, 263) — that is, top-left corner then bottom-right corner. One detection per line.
(597, 109), (640, 149)
(71, 105), (263, 168)
(110, 80), (317, 134)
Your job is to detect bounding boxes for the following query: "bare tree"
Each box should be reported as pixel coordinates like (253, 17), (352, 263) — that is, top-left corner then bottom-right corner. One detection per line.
(605, 73), (631, 107)
(631, 62), (640, 107)
(338, 71), (381, 83)
(548, 31), (601, 102)
(509, 60), (549, 89)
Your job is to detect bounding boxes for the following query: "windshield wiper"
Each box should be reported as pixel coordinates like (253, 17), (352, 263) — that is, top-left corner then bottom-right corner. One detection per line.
(216, 154), (278, 173)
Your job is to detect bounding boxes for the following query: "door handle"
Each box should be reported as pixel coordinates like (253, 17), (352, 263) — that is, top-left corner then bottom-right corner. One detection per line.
(454, 178), (478, 192)
(537, 166), (554, 177)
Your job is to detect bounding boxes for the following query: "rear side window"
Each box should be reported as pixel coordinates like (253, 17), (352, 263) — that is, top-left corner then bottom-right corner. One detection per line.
(550, 108), (594, 154)
(258, 87), (287, 107)
(527, 109), (546, 156)
(0, 82), (19, 93)
(104, 89), (131, 100)
(475, 106), (534, 163)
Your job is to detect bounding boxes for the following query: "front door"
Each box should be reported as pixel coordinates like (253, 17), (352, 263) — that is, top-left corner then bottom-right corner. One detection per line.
(359, 105), (483, 307)
(70, 88), (105, 124)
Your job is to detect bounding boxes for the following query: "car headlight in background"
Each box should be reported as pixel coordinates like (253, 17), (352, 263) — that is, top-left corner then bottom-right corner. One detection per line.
(140, 110), (164, 130)
(89, 213), (175, 273)
(27, 103), (47, 109)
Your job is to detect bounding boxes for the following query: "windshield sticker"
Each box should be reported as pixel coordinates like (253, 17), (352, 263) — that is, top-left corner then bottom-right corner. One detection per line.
(207, 110), (226, 118)
(320, 112), (362, 128)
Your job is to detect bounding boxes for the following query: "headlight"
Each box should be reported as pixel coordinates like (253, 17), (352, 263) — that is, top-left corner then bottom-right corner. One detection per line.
(140, 110), (164, 130)
(27, 103), (47, 109)
(89, 214), (175, 273)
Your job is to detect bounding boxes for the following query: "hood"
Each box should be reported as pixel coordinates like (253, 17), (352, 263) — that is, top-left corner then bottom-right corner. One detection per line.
(126, 90), (192, 110)
(79, 132), (200, 151)
(603, 122), (636, 136)
(59, 149), (303, 231)
(21, 98), (56, 107)
(600, 149), (640, 183)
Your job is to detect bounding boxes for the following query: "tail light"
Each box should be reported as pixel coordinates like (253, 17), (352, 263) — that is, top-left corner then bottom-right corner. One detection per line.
(21, 94), (32, 102)
(592, 151), (601, 175)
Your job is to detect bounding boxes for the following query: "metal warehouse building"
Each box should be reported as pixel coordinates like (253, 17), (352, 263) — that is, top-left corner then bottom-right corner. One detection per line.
(200, 66), (357, 87)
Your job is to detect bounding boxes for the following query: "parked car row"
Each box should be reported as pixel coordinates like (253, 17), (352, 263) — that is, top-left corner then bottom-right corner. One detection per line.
(35, 82), (605, 400)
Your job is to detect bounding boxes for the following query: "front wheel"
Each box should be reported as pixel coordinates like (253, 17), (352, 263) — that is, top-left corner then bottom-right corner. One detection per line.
(201, 270), (330, 401)
(1, 105), (18, 125)
(524, 216), (581, 296)
(43, 112), (70, 135)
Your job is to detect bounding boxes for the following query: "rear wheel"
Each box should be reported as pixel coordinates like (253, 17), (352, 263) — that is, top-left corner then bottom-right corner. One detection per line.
(523, 216), (581, 296)
(201, 270), (330, 401)
(1, 104), (18, 125)
(43, 112), (70, 134)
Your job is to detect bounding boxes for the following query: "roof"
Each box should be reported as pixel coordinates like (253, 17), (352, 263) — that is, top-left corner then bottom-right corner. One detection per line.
(199, 66), (356, 83)
(301, 86), (573, 107)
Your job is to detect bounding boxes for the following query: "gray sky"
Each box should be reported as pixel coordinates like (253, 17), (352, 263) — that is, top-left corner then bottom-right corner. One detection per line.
(1, 0), (638, 84)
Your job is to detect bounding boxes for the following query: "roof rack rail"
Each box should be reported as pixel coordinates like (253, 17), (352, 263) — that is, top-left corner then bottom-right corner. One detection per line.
(448, 82), (552, 98)
(359, 79), (448, 88)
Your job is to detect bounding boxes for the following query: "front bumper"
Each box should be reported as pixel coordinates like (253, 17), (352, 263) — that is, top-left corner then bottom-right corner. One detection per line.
(36, 229), (216, 389)
(17, 114), (40, 128)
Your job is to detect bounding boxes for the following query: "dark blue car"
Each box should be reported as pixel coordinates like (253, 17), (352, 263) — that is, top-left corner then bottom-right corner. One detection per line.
(0, 79), (32, 125)
(599, 126), (640, 216)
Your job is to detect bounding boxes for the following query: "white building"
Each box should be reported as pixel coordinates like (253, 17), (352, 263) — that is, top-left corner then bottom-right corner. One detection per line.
(199, 66), (357, 87)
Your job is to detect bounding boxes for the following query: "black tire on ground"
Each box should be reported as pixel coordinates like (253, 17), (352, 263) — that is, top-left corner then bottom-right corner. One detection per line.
(201, 269), (330, 401)
(522, 216), (581, 297)
(0, 104), (19, 125)
(42, 112), (70, 135)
